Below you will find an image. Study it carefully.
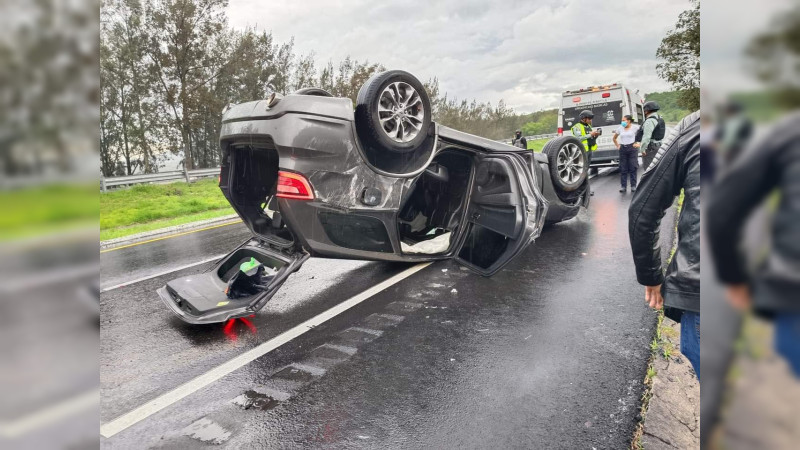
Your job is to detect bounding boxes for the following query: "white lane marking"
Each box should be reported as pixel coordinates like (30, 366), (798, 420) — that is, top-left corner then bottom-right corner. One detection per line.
(99, 262), (432, 439)
(0, 389), (99, 438)
(100, 254), (227, 293)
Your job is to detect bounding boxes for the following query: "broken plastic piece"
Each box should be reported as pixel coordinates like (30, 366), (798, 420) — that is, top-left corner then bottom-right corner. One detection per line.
(240, 257), (260, 274)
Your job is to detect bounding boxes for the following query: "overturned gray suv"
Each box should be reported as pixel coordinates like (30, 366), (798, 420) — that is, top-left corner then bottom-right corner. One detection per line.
(158, 70), (591, 324)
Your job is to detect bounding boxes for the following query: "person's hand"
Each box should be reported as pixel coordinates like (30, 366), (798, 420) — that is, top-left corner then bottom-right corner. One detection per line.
(726, 284), (752, 310)
(645, 285), (663, 309)
(633, 142), (641, 149)
(591, 131), (599, 137)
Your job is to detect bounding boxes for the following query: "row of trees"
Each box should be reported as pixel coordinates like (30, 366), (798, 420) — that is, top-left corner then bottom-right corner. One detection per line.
(100, 0), (387, 176)
(100, 0), (555, 176)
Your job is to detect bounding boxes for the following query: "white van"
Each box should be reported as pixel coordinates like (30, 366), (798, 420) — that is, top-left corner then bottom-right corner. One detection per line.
(557, 83), (646, 166)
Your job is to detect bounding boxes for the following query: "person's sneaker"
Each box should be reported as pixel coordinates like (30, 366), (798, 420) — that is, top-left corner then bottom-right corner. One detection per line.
(631, 187), (637, 192)
(619, 187), (626, 193)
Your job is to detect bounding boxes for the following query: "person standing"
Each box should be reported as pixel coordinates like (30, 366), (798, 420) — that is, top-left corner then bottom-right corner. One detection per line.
(572, 110), (599, 175)
(707, 112), (800, 378)
(715, 101), (753, 167)
(613, 114), (640, 193)
(634, 101), (666, 170)
(629, 111), (701, 378)
(512, 130), (527, 149)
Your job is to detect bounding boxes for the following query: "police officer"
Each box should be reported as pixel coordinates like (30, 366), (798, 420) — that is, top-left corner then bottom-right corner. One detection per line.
(572, 110), (599, 175)
(513, 130), (527, 149)
(635, 101), (665, 170)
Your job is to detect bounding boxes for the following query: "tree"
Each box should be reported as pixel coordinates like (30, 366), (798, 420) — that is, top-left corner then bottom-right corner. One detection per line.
(145, 0), (230, 170)
(101, 0), (157, 175)
(656, 0), (700, 110)
(745, 4), (800, 108)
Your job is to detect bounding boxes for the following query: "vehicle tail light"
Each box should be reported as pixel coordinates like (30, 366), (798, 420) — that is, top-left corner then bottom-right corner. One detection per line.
(602, 92), (611, 98)
(276, 171), (314, 200)
(557, 127), (563, 136)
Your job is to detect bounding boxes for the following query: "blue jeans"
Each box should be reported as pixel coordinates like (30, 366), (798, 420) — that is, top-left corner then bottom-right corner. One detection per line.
(775, 313), (800, 378)
(681, 310), (700, 379)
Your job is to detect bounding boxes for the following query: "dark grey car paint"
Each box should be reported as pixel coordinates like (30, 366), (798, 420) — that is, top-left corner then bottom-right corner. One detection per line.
(158, 93), (587, 324)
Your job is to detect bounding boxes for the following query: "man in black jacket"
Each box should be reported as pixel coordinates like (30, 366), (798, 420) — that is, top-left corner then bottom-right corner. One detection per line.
(629, 111), (701, 377)
(707, 112), (800, 377)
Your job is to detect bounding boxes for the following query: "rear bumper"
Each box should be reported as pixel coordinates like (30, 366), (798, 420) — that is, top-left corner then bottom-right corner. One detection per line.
(590, 147), (620, 166)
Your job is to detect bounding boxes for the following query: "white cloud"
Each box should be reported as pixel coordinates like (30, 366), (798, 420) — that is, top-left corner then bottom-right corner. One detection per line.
(227, 0), (689, 112)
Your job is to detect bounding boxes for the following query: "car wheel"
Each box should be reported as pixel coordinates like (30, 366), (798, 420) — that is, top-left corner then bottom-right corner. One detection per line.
(355, 70), (432, 154)
(542, 136), (588, 194)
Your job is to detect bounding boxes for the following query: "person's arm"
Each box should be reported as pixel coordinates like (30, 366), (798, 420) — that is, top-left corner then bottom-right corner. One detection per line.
(520, 137), (527, 148)
(707, 132), (782, 285)
(638, 118), (655, 152)
(628, 123), (687, 287)
(612, 128), (620, 149)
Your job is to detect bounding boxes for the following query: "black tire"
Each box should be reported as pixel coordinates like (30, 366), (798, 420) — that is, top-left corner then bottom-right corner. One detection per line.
(542, 136), (588, 194)
(355, 70), (432, 154)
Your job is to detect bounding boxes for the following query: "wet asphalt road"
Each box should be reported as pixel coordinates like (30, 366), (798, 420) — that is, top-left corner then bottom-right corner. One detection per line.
(101, 166), (675, 449)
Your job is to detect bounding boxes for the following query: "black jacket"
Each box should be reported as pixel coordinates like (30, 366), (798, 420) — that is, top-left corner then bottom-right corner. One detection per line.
(629, 111), (701, 312)
(707, 113), (800, 313)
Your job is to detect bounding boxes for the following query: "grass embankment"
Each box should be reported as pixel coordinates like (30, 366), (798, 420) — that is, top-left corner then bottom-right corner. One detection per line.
(100, 179), (234, 241)
(0, 184), (98, 241)
(526, 139), (548, 152)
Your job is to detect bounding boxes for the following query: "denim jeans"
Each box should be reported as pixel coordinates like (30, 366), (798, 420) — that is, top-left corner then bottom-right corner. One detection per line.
(775, 313), (800, 378)
(681, 310), (700, 379)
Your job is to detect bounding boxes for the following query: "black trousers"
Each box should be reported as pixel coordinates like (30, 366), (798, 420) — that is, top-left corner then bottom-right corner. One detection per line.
(618, 144), (638, 188)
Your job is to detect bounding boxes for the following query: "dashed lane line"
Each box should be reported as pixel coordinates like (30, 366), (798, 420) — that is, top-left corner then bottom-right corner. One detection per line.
(99, 261), (432, 439)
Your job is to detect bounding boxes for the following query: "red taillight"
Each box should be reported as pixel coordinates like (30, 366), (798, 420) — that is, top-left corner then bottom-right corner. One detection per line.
(557, 127), (563, 136)
(276, 171), (314, 200)
(572, 97), (581, 103)
(602, 92), (611, 98)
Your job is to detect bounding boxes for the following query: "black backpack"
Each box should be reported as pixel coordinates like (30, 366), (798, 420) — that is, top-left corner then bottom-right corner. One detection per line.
(635, 116), (666, 143)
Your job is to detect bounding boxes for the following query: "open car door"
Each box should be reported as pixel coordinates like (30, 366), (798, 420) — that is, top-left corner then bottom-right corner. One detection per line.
(156, 238), (308, 324)
(157, 147), (309, 324)
(455, 153), (547, 275)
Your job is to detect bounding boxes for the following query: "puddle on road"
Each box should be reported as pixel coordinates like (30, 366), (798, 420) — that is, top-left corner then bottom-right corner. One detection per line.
(271, 366), (316, 383)
(361, 313), (404, 330)
(308, 345), (355, 360)
(232, 390), (281, 411)
(182, 417), (232, 444)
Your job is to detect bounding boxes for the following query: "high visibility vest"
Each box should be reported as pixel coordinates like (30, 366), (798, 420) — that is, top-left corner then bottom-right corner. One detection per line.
(571, 122), (597, 151)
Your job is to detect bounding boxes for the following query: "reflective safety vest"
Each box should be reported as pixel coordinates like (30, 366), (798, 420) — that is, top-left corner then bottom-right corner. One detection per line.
(571, 122), (597, 151)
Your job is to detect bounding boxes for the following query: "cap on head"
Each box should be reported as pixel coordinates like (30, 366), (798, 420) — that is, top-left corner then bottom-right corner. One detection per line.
(579, 110), (594, 120)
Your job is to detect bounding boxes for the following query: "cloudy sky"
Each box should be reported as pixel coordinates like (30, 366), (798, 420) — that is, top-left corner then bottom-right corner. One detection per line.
(702, 0), (794, 98)
(227, 0), (691, 112)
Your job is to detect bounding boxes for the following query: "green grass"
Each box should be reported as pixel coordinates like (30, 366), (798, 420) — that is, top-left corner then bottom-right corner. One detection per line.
(0, 184), (98, 241)
(526, 139), (548, 152)
(101, 178), (233, 240)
